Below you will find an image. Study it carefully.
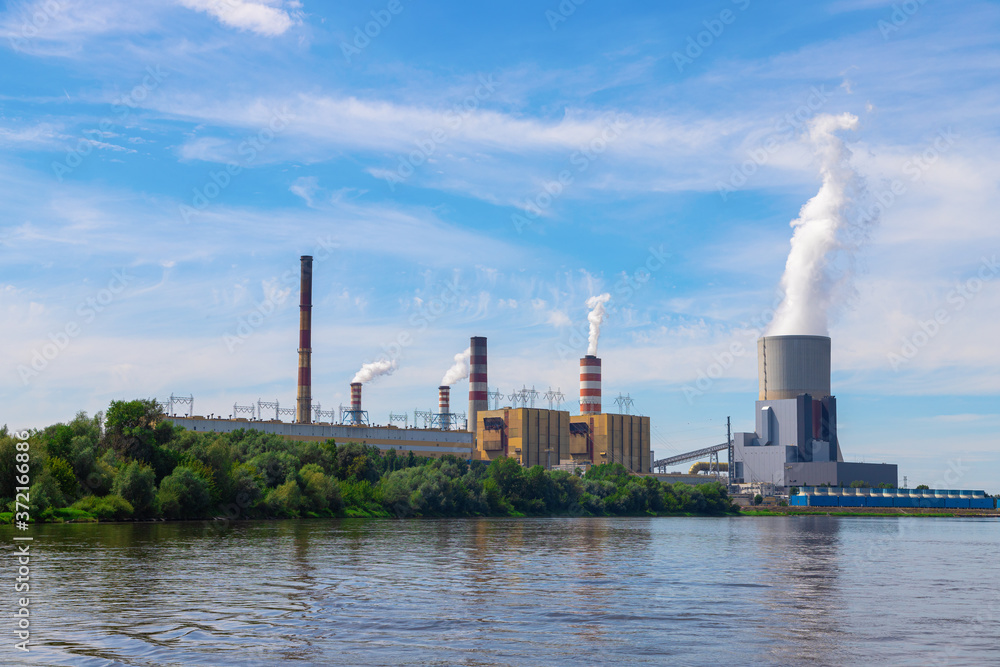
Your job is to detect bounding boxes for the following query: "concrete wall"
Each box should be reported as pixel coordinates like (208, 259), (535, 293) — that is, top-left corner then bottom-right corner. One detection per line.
(168, 417), (473, 458)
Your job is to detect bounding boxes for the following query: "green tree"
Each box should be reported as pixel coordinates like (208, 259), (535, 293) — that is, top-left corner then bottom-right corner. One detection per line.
(298, 463), (342, 513)
(46, 457), (78, 500)
(916, 484), (930, 490)
(104, 399), (170, 464)
(753, 494), (764, 506)
(112, 461), (157, 516)
(28, 470), (66, 516)
(850, 480), (871, 488)
(156, 466), (212, 519)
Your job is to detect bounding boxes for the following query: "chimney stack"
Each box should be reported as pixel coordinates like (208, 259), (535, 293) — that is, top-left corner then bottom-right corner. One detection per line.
(350, 382), (362, 425)
(439, 385), (451, 430)
(296, 255), (313, 423)
(468, 336), (488, 432)
(580, 355), (602, 414)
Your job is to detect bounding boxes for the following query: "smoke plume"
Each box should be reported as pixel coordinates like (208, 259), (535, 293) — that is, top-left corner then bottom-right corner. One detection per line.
(441, 347), (471, 386)
(586, 293), (611, 355)
(352, 358), (397, 384)
(768, 113), (876, 336)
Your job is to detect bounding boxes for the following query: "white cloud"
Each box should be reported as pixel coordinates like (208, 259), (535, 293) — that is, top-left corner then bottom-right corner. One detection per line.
(176, 0), (299, 37)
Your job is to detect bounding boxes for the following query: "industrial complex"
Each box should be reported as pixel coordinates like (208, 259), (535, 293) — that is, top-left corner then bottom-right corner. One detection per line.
(162, 255), (992, 504)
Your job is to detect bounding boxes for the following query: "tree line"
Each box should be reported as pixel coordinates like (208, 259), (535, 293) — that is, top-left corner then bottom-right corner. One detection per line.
(1, 399), (737, 522)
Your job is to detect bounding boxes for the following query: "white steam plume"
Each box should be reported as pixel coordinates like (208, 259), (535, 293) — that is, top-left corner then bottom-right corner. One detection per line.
(586, 293), (611, 356)
(768, 112), (877, 336)
(352, 358), (397, 384)
(441, 347), (471, 386)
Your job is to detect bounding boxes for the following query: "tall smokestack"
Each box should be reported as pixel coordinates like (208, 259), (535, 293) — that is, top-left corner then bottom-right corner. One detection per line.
(350, 382), (362, 425)
(296, 255), (313, 424)
(439, 385), (451, 430)
(580, 355), (602, 414)
(468, 336), (487, 432)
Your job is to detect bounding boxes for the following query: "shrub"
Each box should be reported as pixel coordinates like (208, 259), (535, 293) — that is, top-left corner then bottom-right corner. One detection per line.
(265, 480), (303, 518)
(157, 466), (212, 519)
(112, 461), (157, 516)
(46, 457), (78, 500)
(299, 464), (342, 513)
(72, 495), (134, 521)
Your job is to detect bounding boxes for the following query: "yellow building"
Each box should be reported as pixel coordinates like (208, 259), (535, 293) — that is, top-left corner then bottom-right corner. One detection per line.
(569, 413), (650, 473)
(475, 409), (650, 473)
(475, 408), (569, 467)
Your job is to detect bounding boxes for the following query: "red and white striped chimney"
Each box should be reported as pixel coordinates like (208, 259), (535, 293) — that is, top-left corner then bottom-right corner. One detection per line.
(439, 385), (451, 430)
(350, 382), (362, 425)
(580, 355), (602, 414)
(468, 336), (488, 432)
(296, 255), (313, 423)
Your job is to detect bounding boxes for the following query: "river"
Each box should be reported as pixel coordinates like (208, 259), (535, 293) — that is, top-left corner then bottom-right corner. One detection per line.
(3, 516), (998, 666)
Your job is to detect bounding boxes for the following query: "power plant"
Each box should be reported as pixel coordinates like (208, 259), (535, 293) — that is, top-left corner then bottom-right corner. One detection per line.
(165, 256), (653, 471)
(163, 255), (981, 496)
(731, 335), (896, 488)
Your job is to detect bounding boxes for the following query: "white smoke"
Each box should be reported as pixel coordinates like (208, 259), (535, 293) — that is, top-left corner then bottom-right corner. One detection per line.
(768, 112), (877, 336)
(441, 347), (471, 386)
(586, 293), (611, 356)
(352, 358), (397, 384)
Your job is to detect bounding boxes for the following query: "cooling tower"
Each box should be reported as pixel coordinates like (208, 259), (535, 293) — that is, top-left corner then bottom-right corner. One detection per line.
(580, 355), (602, 414)
(758, 335), (831, 400)
(296, 255), (313, 423)
(438, 385), (451, 430)
(468, 336), (488, 433)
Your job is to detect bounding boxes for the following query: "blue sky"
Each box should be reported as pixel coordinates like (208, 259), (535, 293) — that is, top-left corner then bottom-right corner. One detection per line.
(2, 0), (998, 490)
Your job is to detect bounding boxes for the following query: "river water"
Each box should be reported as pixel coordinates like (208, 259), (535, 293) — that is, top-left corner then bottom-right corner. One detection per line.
(3, 516), (998, 666)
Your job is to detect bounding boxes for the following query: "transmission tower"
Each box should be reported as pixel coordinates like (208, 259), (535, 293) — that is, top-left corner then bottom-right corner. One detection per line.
(524, 386), (539, 408)
(613, 393), (635, 415)
(543, 387), (565, 410)
(389, 412), (409, 428)
(170, 394), (194, 417)
(414, 409), (433, 429)
(257, 399), (279, 421)
(488, 388), (505, 410)
(234, 402), (257, 419)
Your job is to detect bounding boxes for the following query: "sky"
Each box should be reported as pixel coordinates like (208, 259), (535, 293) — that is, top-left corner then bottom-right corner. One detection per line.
(1, 0), (998, 491)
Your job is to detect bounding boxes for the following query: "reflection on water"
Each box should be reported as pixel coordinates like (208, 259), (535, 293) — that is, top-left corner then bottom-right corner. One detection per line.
(2, 516), (998, 666)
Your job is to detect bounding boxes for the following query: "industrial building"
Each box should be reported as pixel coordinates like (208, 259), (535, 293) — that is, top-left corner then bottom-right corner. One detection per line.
(472, 353), (651, 471)
(167, 416), (474, 458)
(731, 335), (897, 488)
(790, 487), (996, 509)
(166, 256), (652, 472)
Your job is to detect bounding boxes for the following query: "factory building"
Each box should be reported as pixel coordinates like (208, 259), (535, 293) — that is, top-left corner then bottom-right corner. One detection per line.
(790, 487), (996, 510)
(168, 258), (653, 472)
(475, 408), (570, 467)
(732, 335), (897, 488)
(473, 409), (650, 472)
(168, 416), (474, 459)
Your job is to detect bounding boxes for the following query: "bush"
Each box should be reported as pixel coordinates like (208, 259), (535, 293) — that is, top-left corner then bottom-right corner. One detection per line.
(157, 466), (212, 519)
(27, 471), (66, 515)
(46, 457), (78, 500)
(112, 461), (157, 516)
(299, 464), (342, 513)
(264, 480), (303, 518)
(72, 495), (134, 521)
